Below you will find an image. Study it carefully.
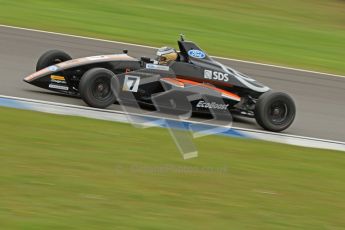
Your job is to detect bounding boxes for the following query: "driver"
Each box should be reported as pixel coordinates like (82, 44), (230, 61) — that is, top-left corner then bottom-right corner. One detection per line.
(155, 47), (178, 64)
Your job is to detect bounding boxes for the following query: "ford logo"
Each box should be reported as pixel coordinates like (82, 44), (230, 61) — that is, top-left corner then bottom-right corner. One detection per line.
(48, 65), (59, 72)
(188, 49), (206, 59)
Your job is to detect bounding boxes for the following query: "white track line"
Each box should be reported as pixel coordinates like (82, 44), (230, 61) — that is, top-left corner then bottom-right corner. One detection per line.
(1, 94), (345, 147)
(1, 24), (344, 78)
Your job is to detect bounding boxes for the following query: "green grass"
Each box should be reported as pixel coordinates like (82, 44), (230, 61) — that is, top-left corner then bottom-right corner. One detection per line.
(0, 0), (344, 75)
(1, 106), (345, 229)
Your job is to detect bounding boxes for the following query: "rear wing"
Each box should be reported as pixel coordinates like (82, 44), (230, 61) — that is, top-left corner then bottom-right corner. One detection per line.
(178, 40), (213, 64)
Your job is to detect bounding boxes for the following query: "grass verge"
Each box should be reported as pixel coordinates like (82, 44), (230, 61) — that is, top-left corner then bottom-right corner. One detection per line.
(0, 106), (345, 229)
(0, 0), (344, 75)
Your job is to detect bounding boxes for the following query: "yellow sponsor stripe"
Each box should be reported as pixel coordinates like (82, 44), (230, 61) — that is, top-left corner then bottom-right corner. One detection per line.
(50, 75), (65, 81)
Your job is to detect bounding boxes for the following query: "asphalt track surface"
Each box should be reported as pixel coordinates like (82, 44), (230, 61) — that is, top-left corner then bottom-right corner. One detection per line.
(1, 26), (344, 142)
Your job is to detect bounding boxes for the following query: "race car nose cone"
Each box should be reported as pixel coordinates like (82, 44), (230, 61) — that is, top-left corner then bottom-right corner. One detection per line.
(23, 75), (34, 83)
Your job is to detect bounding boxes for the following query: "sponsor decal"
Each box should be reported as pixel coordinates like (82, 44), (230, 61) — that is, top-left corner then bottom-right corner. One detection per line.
(196, 101), (229, 110)
(48, 65), (59, 72)
(204, 70), (229, 82)
(123, 75), (140, 92)
(50, 75), (65, 81)
(50, 75), (66, 84)
(204, 70), (213, 79)
(48, 84), (69, 91)
(187, 49), (206, 59)
(51, 80), (66, 84)
(145, 64), (170, 71)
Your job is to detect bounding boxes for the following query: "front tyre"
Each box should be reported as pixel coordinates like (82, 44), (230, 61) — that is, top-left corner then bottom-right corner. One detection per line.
(36, 50), (72, 71)
(79, 68), (117, 109)
(254, 91), (296, 132)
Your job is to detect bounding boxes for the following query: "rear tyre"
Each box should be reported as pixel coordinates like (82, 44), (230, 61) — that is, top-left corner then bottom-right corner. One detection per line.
(254, 91), (296, 132)
(79, 68), (117, 108)
(36, 50), (72, 71)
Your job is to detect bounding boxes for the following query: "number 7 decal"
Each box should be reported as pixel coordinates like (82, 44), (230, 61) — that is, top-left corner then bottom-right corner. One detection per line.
(123, 75), (140, 92)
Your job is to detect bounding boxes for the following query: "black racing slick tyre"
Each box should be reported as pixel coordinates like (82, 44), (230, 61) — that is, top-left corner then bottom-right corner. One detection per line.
(254, 91), (296, 132)
(79, 68), (117, 109)
(36, 50), (72, 71)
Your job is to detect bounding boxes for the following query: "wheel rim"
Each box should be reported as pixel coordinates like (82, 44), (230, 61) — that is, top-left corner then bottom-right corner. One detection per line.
(91, 76), (112, 101)
(53, 58), (63, 64)
(268, 100), (288, 125)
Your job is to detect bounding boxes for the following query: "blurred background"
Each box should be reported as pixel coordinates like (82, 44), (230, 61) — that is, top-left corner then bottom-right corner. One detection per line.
(0, 1), (345, 229)
(0, 0), (344, 74)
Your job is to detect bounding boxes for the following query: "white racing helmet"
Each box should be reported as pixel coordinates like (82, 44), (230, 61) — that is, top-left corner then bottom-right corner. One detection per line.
(156, 47), (178, 64)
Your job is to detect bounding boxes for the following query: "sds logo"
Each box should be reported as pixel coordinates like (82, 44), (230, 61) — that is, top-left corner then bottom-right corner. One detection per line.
(204, 70), (229, 82)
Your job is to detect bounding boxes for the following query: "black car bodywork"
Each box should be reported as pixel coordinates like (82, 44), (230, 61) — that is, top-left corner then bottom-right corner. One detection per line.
(24, 37), (296, 132)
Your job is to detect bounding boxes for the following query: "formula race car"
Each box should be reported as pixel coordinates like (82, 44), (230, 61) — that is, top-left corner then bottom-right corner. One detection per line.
(24, 36), (296, 132)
